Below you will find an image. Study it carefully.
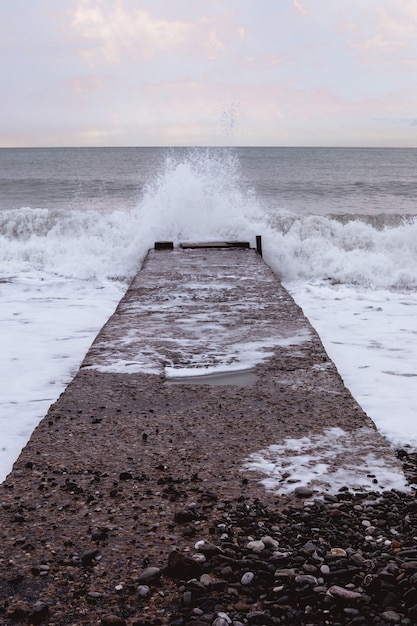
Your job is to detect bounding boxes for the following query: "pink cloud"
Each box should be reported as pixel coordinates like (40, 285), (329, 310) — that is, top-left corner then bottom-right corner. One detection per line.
(69, 0), (242, 67)
(293, 0), (308, 17)
(349, 1), (417, 68)
(67, 74), (105, 95)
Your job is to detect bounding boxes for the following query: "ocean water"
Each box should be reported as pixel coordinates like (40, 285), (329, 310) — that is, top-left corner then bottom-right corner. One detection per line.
(1, 146), (417, 484)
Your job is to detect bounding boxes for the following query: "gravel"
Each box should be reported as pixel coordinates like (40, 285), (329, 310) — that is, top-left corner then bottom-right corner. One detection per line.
(165, 483), (417, 626)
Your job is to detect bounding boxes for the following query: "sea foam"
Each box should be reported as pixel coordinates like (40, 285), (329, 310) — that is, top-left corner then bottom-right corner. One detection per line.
(2, 149), (417, 291)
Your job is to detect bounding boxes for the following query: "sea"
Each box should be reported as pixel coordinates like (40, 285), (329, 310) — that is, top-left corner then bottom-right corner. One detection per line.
(1, 146), (417, 485)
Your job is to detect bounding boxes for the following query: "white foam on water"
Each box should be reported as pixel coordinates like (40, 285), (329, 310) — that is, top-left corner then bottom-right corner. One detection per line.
(285, 281), (417, 450)
(263, 213), (417, 290)
(0, 276), (125, 480)
(163, 333), (310, 380)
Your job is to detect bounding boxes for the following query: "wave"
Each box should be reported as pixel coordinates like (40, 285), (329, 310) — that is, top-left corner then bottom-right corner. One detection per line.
(264, 212), (417, 290)
(0, 206), (147, 281)
(0, 149), (263, 282)
(1, 148), (417, 291)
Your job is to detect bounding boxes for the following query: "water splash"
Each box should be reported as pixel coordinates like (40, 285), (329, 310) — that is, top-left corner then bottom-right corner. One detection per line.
(2, 147), (417, 291)
(138, 147), (264, 245)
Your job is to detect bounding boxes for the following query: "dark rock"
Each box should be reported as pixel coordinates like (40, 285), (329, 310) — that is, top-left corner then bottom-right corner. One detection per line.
(247, 610), (274, 625)
(81, 549), (99, 566)
(7, 601), (31, 621)
(92, 528), (109, 541)
(7, 574), (24, 586)
(119, 471), (133, 480)
(166, 550), (203, 579)
(30, 602), (50, 624)
(294, 486), (314, 498)
(174, 509), (195, 523)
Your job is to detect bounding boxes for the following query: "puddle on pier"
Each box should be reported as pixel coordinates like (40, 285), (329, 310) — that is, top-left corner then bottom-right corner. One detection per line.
(165, 368), (255, 386)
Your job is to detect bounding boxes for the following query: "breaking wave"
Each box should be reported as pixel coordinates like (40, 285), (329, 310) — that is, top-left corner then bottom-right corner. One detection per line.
(1, 148), (417, 290)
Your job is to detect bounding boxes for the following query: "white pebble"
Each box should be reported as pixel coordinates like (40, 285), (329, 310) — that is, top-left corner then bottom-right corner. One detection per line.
(137, 585), (150, 598)
(241, 571), (255, 586)
(246, 540), (265, 553)
(191, 553), (206, 563)
(261, 535), (279, 549)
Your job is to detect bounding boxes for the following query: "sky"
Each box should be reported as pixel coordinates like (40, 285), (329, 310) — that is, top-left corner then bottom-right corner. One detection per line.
(1, 0), (417, 147)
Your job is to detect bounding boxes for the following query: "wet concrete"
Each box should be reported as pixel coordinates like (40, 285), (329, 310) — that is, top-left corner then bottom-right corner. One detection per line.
(0, 246), (406, 624)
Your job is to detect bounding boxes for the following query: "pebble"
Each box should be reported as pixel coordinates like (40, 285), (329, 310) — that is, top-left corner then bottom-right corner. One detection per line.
(295, 574), (318, 586)
(327, 584), (363, 602)
(330, 547), (347, 557)
(194, 539), (222, 555)
(138, 566), (161, 583)
(294, 486), (314, 498)
(191, 552), (206, 563)
(137, 584), (150, 598)
(246, 539), (265, 553)
(81, 549), (99, 566)
(200, 573), (212, 586)
(274, 568), (296, 580)
(261, 535), (279, 549)
(216, 612), (232, 625)
(88, 591), (103, 599)
(240, 571), (255, 586)
(381, 610), (402, 624)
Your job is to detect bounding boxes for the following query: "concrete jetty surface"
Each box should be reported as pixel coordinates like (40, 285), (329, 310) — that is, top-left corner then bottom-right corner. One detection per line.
(0, 246), (407, 624)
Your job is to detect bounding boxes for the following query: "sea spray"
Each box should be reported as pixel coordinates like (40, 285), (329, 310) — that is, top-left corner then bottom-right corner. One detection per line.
(138, 147), (265, 246)
(0, 148), (266, 281)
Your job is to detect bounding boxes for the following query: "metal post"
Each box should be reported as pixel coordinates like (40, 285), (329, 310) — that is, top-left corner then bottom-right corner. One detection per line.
(256, 235), (263, 257)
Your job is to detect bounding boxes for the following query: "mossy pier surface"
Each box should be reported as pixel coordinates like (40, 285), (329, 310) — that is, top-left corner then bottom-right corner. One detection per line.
(0, 246), (408, 625)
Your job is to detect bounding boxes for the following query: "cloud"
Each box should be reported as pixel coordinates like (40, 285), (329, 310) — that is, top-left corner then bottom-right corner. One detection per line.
(336, 21), (358, 35)
(70, 0), (190, 65)
(69, 0), (240, 67)
(293, 0), (307, 17)
(350, 1), (417, 68)
(2, 0), (417, 147)
(67, 74), (105, 95)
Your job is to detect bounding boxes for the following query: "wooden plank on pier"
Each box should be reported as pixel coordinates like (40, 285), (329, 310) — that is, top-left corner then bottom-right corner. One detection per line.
(179, 240), (250, 249)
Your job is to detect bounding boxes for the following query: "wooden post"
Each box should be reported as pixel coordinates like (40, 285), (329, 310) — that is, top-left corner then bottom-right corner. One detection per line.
(256, 235), (263, 257)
